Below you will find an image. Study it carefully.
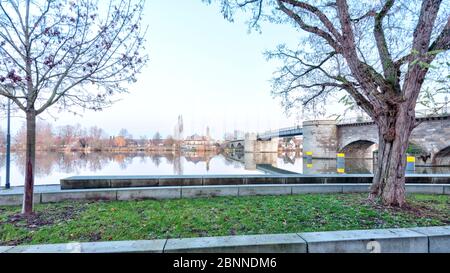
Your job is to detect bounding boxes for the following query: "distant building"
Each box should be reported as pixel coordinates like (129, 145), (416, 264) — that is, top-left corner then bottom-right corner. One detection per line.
(182, 126), (216, 151)
(223, 130), (245, 141)
(183, 134), (213, 151)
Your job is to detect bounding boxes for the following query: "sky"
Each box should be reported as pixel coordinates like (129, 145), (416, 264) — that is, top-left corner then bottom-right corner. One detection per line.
(3, 0), (306, 140)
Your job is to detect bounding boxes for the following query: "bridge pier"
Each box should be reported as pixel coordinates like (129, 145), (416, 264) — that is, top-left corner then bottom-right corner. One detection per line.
(302, 120), (338, 159)
(244, 133), (256, 153)
(244, 133), (278, 153)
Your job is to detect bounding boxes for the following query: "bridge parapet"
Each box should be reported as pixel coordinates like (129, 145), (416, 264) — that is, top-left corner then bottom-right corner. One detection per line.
(337, 113), (450, 127)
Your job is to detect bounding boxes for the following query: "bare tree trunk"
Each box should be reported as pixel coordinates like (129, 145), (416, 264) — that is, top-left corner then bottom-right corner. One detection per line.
(22, 109), (36, 215)
(370, 104), (415, 206)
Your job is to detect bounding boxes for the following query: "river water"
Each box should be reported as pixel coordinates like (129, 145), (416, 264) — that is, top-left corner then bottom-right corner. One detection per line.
(0, 151), (449, 186)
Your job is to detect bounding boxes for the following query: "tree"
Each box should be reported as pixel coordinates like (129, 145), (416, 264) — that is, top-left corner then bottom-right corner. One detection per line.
(0, 0), (148, 214)
(57, 124), (80, 147)
(89, 126), (108, 150)
(113, 135), (127, 147)
(164, 135), (175, 146)
(152, 131), (162, 145)
(207, 0), (450, 206)
(36, 121), (54, 150)
(0, 126), (5, 148)
(118, 128), (132, 139)
(14, 122), (27, 150)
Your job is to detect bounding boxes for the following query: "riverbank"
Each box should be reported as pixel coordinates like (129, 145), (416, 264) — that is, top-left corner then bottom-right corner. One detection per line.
(0, 193), (448, 246)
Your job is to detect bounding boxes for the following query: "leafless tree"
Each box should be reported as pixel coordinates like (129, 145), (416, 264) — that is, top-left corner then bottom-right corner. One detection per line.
(0, 0), (148, 214)
(0, 126), (5, 147)
(88, 125), (108, 150)
(206, 0), (449, 206)
(118, 128), (132, 139)
(152, 131), (162, 145)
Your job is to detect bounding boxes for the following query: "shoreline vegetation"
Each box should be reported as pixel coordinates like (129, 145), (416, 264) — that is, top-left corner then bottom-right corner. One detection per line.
(0, 122), (302, 155)
(2, 146), (301, 153)
(0, 193), (448, 246)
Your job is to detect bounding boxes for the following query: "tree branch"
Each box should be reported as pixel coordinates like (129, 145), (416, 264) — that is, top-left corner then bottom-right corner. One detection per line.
(374, 0), (399, 90)
(276, 0), (343, 53)
(280, 0), (343, 41)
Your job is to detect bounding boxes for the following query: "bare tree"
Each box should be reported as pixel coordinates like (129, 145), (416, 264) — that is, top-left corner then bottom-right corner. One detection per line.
(36, 120), (54, 150)
(206, 0), (449, 206)
(118, 128), (132, 139)
(0, 0), (148, 214)
(88, 126), (108, 150)
(0, 126), (5, 148)
(152, 131), (162, 145)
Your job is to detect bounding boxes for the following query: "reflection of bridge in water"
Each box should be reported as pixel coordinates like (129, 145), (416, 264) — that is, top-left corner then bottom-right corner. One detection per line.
(224, 151), (282, 173)
(224, 151), (376, 175)
(225, 151), (304, 174)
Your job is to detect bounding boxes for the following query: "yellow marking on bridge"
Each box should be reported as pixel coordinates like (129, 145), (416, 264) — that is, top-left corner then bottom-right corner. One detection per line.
(407, 156), (416, 163)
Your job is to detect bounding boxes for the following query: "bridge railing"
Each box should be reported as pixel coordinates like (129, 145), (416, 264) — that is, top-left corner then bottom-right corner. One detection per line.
(337, 116), (373, 125)
(239, 111), (450, 140)
(257, 125), (302, 139)
(337, 111), (449, 125)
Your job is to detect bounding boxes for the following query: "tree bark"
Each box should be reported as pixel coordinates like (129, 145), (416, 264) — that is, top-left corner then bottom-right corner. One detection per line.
(22, 109), (36, 215)
(370, 103), (415, 206)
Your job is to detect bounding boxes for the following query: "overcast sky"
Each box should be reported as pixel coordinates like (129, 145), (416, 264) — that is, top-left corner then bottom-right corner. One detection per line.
(1, 0), (449, 141)
(4, 0), (306, 140)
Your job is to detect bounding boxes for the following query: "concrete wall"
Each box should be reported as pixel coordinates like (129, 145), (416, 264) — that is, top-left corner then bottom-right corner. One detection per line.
(2, 226), (449, 253)
(58, 174), (450, 190)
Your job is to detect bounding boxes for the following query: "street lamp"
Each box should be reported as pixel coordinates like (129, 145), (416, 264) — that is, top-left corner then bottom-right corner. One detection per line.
(5, 96), (10, 189)
(2, 83), (13, 189)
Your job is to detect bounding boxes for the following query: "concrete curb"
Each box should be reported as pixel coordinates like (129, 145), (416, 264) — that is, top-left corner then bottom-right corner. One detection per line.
(1, 183), (448, 206)
(164, 233), (307, 253)
(410, 226), (450, 253)
(1, 226), (449, 253)
(5, 240), (167, 253)
(298, 228), (428, 253)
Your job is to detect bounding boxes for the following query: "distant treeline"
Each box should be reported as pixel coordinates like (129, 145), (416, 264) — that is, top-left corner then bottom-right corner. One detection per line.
(0, 121), (182, 152)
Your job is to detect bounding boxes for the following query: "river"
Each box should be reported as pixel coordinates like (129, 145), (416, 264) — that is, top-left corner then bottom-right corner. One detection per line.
(0, 151), (449, 186)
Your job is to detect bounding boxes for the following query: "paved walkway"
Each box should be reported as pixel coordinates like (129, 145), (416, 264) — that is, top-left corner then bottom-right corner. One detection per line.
(0, 184), (60, 195)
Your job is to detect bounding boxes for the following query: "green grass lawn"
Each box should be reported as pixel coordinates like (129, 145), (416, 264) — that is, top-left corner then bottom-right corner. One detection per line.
(0, 193), (448, 246)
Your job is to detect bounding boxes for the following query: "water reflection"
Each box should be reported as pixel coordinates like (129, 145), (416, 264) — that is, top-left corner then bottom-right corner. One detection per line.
(0, 151), (449, 186)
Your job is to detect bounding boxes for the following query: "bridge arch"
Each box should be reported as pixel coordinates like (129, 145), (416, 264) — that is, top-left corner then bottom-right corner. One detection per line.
(339, 139), (378, 159)
(407, 141), (430, 164)
(433, 146), (450, 166)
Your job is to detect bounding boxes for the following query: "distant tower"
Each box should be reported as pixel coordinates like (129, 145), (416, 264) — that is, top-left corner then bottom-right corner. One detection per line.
(206, 126), (210, 140)
(178, 115), (184, 140)
(174, 115), (184, 141)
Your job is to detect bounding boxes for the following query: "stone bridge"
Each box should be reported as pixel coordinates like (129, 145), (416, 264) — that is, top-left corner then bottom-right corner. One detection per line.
(304, 115), (450, 165)
(224, 133), (279, 153)
(224, 114), (450, 165)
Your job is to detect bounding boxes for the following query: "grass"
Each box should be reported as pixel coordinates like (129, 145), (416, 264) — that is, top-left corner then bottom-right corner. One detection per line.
(0, 193), (448, 246)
